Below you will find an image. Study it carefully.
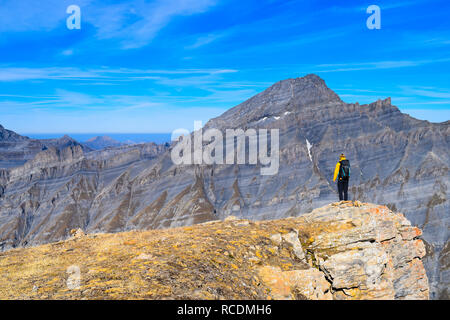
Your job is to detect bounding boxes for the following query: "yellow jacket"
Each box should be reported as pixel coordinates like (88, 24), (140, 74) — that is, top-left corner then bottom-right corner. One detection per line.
(333, 155), (346, 182)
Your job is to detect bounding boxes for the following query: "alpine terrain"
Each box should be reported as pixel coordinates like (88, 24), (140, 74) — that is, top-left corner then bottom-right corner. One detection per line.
(0, 202), (430, 300)
(0, 74), (448, 298)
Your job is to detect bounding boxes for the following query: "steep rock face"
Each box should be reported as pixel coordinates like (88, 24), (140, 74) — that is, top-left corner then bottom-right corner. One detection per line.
(0, 74), (448, 298)
(0, 130), (91, 169)
(0, 142), (169, 248)
(0, 125), (44, 168)
(0, 202), (428, 300)
(301, 202), (428, 299)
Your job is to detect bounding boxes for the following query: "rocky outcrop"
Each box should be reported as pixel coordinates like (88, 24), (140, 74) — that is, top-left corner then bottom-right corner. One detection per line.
(301, 201), (428, 299)
(0, 202), (428, 300)
(0, 74), (447, 298)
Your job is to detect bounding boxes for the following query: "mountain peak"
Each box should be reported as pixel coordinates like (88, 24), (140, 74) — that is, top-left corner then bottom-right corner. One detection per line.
(84, 135), (125, 150)
(0, 124), (28, 142)
(60, 134), (76, 141)
(287, 73), (341, 102)
(289, 73), (328, 86)
(206, 74), (342, 129)
(86, 135), (115, 142)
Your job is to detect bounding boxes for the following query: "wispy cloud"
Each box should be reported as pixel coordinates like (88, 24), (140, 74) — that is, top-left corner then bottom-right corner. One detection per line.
(312, 58), (450, 73)
(61, 49), (74, 56)
(185, 33), (226, 49)
(0, 0), (91, 32)
(0, 90), (168, 112)
(0, 67), (102, 81)
(86, 0), (218, 49)
(328, 0), (432, 13)
(402, 109), (450, 123)
(0, 88), (229, 133)
(399, 86), (450, 99)
(0, 66), (237, 82)
(0, 0), (218, 49)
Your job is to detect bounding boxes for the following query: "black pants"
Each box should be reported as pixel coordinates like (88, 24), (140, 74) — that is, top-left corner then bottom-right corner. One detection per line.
(337, 179), (349, 201)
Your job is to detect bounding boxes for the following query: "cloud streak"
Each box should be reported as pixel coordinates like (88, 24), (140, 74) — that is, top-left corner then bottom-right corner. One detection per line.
(0, 67), (238, 82)
(86, 0), (218, 49)
(311, 58), (450, 73)
(0, 0), (218, 49)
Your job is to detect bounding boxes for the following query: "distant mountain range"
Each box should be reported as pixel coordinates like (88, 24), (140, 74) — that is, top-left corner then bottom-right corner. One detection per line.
(0, 129), (161, 164)
(23, 133), (173, 146)
(0, 74), (448, 298)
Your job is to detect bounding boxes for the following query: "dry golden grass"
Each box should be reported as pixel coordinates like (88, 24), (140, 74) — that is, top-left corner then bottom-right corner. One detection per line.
(0, 211), (349, 300)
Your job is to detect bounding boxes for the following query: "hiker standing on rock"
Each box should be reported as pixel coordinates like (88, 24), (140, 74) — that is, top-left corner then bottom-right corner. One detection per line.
(333, 153), (350, 201)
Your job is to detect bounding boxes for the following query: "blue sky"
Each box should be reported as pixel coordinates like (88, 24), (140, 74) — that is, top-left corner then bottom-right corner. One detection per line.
(0, 0), (449, 134)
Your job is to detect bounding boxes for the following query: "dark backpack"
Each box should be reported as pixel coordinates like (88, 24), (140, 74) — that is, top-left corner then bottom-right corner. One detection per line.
(339, 159), (350, 180)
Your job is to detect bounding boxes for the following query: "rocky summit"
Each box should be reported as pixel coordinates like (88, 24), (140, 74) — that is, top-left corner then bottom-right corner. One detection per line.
(0, 74), (448, 298)
(0, 202), (429, 300)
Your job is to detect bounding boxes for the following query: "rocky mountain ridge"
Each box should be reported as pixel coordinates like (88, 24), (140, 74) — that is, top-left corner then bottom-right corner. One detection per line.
(0, 74), (448, 298)
(0, 128), (92, 169)
(0, 202), (429, 300)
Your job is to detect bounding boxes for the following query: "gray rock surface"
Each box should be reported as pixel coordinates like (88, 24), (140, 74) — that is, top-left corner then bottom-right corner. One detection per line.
(0, 74), (448, 298)
(0, 129), (91, 169)
(301, 201), (429, 299)
(259, 201), (429, 300)
(0, 125), (44, 168)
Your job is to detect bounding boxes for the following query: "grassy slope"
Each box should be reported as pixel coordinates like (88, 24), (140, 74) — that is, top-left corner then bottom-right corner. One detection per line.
(0, 213), (337, 300)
